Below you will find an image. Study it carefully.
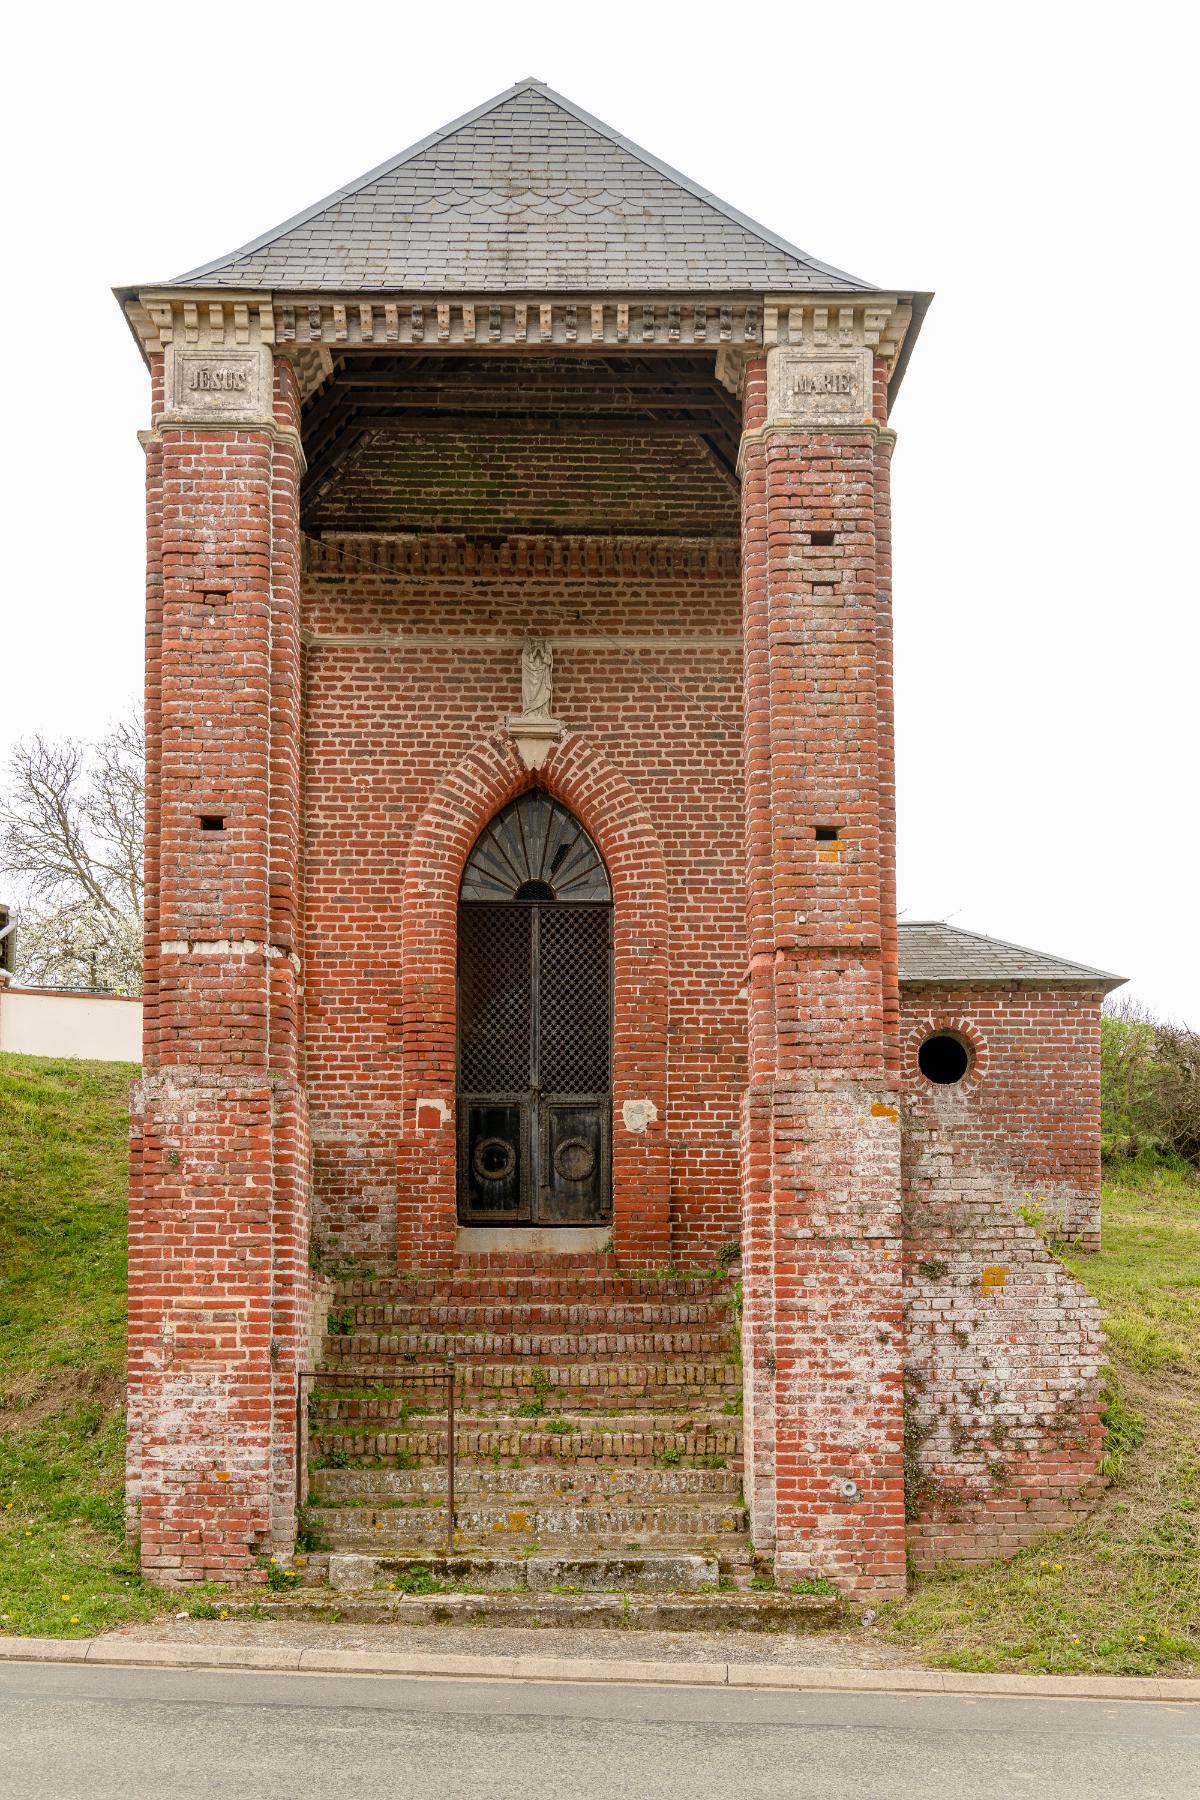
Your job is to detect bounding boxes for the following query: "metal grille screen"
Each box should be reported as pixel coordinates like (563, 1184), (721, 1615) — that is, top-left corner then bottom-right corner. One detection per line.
(458, 905), (532, 1093)
(538, 908), (611, 1095)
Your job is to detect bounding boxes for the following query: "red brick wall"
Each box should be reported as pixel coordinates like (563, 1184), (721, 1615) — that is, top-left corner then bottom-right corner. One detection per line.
(901, 982), (1104, 1244)
(300, 537), (746, 1268)
(736, 352), (907, 1599)
(310, 424), (739, 536)
(128, 354), (311, 1583)
(900, 982), (1106, 1566)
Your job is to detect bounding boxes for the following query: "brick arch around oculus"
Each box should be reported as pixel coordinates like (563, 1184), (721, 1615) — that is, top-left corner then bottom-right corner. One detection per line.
(397, 731), (671, 1268)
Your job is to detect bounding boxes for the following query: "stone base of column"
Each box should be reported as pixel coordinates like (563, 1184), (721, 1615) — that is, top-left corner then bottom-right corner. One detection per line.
(127, 1070), (311, 1583)
(742, 1080), (906, 1600)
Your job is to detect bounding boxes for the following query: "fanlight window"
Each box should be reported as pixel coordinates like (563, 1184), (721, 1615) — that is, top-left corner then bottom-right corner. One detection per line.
(460, 792), (611, 904)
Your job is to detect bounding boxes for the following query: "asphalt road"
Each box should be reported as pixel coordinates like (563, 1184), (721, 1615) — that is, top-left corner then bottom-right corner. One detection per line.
(0, 1662), (1196, 1799)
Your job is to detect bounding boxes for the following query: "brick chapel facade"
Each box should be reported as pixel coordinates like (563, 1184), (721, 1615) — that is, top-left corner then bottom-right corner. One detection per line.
(118, 82), (1121, 1597)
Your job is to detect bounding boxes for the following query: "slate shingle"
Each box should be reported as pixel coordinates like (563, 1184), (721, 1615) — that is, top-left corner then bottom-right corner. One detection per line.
(898, 922), (1123, 990)
(169, 81), (875, 294)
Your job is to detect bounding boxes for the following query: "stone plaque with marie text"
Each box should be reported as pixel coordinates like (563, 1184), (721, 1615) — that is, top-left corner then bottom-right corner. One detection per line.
(767, 347), (874, 428)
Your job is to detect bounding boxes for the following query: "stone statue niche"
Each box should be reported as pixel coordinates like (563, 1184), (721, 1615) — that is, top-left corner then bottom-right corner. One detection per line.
(508, 635), (564, 768)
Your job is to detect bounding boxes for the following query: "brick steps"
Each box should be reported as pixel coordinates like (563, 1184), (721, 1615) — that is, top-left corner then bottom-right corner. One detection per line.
(333, 1301), (730, 1332)
(334, 1274), (726, 1304)
(322, 1330), (727, 1362)
(311, 1413), (742, 1469)
(312, 1361), (740, 1408)
(308, 1260), (746, 1581)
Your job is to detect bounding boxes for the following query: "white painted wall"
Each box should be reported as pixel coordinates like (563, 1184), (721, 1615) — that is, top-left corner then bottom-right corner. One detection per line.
(0, 986), (142, 1062)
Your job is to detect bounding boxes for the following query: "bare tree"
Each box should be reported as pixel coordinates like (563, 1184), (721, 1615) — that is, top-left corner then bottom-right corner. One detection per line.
(0, 716), (144, 993)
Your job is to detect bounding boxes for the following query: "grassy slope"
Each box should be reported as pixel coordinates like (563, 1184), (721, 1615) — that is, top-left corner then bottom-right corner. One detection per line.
(0, 1053), (1196, 1666)
(0, 1052), (166, 1635)
(888, 1160), (1200, 1673)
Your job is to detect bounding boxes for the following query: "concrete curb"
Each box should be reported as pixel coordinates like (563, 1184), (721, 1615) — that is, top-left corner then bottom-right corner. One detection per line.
(1, 1636), (1197, 1702)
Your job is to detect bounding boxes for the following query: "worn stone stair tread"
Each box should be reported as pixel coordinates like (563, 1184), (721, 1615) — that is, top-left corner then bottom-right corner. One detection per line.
(309, 1466), (743, 1500)
(312, 1499), (749, 1538)
(321, 1538), (752, 1562)
(233, 1590), (838, 1632)
(326, 1549), (721, 1592)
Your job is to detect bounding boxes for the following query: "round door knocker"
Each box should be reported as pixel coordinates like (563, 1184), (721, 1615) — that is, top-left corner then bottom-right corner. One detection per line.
(553, 1138), (596, 1183)
(473, 1137), (516, 1182)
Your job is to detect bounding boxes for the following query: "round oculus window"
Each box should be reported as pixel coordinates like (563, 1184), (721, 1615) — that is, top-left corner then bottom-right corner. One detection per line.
(918, 1033), (971, 1085)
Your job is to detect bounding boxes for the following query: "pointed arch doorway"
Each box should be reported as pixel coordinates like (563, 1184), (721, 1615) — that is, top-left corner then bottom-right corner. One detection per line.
(457, 791), (613, 1226)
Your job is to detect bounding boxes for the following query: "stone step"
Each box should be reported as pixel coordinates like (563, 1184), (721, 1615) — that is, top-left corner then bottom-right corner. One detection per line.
(311, 1413), (741, 1469)
(332, 1301), (732, 1333)
(309, 1464), (743, 1503)
(334, 1273), (732, 1305)
(326, 1550), (720, 1593)
(230, 1590), (839, 1633)
(312, 1361), (741, 1409)
(310, 1496), (750, 1548)
(322, 1330), (728, 1363)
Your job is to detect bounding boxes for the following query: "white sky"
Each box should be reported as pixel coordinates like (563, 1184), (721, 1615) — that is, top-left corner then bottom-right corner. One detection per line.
(2, 3), (1196, 1023)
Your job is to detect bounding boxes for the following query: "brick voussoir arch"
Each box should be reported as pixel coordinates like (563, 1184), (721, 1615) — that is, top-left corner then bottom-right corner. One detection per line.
(902, 1010), (989, 1090)
(398, 730), (671, 1268)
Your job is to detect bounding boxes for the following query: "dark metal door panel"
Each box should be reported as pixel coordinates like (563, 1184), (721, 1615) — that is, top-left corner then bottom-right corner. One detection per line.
(540, 1101), (609, 1224)
(458, 906), (533, 1095)
(536, 907), (611, 1225)
(537, 908), (611, 1096)
(457, 883), (612, 1227)
(460, 1101), (530, 1222)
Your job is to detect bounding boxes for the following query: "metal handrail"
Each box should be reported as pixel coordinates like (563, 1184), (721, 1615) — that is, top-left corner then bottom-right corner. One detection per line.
(446, 1350), (456, 1552)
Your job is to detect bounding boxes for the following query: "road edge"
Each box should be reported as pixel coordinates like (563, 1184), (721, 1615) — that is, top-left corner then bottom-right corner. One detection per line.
(0, 1636), (1197, 1701)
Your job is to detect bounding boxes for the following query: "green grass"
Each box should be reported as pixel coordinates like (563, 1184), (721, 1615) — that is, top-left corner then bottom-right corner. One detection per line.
(0, 1052), (168, 1637)
(887, 1159), (1200, 1675)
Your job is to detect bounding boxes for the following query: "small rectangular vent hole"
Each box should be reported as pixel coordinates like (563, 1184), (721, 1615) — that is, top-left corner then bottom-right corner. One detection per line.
(809, 531), (836, 547)
(815, 826), (839, 842)
(199, 815), (225, 832)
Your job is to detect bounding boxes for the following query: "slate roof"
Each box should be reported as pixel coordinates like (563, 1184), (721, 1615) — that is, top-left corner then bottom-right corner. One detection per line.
(169, 79), (877, 294)
(898, 922), (1124, 991)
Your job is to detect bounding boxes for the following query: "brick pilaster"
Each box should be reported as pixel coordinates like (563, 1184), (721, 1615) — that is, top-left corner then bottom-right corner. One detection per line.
(128, 351), (310, 1583)
(738, 347), (906, 1598)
